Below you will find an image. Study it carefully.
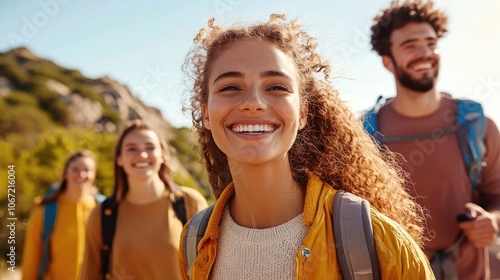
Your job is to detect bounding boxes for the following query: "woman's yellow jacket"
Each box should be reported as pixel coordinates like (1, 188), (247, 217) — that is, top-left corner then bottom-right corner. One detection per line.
(179, 174), (435, 279)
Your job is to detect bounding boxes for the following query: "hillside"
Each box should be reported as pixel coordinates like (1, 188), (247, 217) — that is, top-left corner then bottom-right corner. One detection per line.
(0, 47), (173, 136)
(0, 45), (211, 196)
(0, 47), (210, 270)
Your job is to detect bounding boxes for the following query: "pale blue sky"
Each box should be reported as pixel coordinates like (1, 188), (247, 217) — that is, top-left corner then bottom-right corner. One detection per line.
(1, 0), (499, 128)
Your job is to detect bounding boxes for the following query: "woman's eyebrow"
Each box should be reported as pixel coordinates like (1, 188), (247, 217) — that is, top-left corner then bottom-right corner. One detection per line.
(212, 71), (244, 84)
(261, 70), (292, 82)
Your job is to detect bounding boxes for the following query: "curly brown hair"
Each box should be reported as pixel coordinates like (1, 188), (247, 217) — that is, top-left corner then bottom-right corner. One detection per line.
(371, 0), (448, 56)
(184, 14), (425, 243)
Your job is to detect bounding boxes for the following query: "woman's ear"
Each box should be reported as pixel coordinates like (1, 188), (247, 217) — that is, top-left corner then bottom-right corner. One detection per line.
(117, 156), (123, 166)
(298, 104), (308, 130)
(202, 104), (211, 130)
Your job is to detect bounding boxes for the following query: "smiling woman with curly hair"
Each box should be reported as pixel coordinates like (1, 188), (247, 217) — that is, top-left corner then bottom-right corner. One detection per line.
(180, 13), (433, 279)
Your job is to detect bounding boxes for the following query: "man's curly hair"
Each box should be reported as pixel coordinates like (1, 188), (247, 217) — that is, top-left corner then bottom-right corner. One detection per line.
(183, 14), (426, 243)
(371, 0), (448, 56)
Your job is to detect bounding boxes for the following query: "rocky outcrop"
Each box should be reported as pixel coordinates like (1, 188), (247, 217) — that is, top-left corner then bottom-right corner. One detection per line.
(65, 93), (103, 127)
(90, 76), (172, 139)
(0, 76), (12, 96)
(46, 79), (70, 96)
(0, 47), (172, 139)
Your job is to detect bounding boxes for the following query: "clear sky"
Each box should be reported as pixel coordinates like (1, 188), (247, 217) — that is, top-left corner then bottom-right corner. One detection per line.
(1, 0), (499, 128)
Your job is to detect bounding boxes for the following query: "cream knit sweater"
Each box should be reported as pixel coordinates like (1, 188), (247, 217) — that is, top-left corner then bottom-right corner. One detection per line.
(211, 206), (308, 279)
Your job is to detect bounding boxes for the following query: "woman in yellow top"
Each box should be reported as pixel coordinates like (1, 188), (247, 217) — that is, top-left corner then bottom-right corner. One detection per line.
(22, 150), (100, 280)
(82, 120), (208, 280)
(179, 14), (434, 279)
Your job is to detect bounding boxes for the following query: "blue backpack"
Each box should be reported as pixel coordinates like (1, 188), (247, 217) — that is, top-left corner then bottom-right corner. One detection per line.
(363, 95), (487, 190)
(39, 186), (106, 280)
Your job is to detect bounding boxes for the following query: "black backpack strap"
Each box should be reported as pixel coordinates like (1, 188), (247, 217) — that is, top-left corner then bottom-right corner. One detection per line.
(100, 197), (117, 280)
(184, 205), (214, 279)
(333, 190), (380, 280)
(172, 185), (187, 225)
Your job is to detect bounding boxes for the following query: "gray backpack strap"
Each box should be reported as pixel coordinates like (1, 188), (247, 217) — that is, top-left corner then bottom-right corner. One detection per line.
(425, 232), (465, 280)
(184, 205), (214, 279)
(333, 190), (380, 280)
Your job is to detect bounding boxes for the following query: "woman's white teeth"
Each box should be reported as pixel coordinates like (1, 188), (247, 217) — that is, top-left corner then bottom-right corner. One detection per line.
(134, 162), (150, 168)
(232, 124), (274, 133)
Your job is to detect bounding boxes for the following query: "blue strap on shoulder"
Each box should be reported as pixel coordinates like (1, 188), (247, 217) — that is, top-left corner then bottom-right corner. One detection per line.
(40, 198), (57, 280)
(455, 99), (487, 190)
(363, 108), (379, 137)
(94, 193), (106, 203)
(362, 95), (385, 144)
(39, 186), (106, 279)
(39, 185), (59, 279)
(362, 96), (487, 191)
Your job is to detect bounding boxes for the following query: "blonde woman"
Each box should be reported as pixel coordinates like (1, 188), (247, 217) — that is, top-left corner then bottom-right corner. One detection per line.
(22, 150), (101, 280)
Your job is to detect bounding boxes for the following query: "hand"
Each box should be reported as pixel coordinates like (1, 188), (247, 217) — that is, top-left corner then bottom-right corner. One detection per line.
(458, 203), (499, 248)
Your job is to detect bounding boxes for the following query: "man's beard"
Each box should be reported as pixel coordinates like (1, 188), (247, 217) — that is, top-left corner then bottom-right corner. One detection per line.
(393, 57), (438, 92)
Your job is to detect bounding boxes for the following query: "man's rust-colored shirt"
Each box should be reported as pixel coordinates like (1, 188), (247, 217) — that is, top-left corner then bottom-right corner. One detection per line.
(377, 95), (500, 279)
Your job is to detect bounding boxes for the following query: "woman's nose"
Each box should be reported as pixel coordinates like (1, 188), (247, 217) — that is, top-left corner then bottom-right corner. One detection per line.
(239, 86), (266, 111)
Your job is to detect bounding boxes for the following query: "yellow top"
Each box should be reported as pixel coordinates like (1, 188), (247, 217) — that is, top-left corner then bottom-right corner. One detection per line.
(21, 194), (97, 280)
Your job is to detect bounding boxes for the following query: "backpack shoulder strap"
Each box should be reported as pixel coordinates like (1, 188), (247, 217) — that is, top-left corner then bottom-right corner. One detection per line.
(39, 200), (57, 280)
(100, 197), (117, 280)
(184, 205), (214, 279)
(333, 190), (380, 280)
(172, 184), (187, 225)
(455, 99), (487, 190)
(362, 95), (388, 144)
(93, 193), (106, 203)
(363, 107), (379, 137)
